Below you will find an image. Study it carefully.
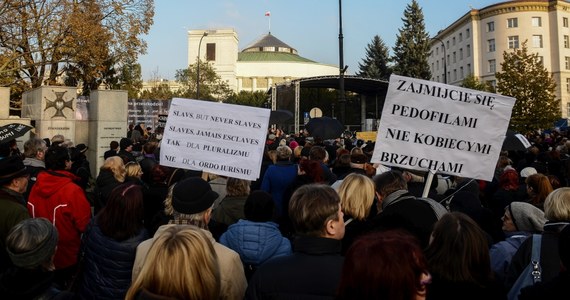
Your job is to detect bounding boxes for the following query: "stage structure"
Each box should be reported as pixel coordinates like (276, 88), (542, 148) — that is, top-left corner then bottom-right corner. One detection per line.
(270, 75), (389, 134)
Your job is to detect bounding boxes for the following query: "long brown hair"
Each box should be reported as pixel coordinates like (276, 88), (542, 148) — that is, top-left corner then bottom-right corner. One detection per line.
(97, 183), (144, 241)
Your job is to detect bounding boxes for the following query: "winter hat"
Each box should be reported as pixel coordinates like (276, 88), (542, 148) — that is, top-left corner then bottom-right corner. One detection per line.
(76, 143), (88, 154)
(0, 156), (30, 185)
(244, 190), (275, 222)
(6, 218), (58, 268)
(520, 167), (537, 178)
(289, 140), (299, 150)
(268, 134), (276, 140)
(172, 177), (218, 215)
(508, 202), (547, 232)
(350, 153), (368, 164)
(120, 137), (133, 150)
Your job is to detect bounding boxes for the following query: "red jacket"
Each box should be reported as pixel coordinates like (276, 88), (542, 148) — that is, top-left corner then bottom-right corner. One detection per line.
(27, 170), (91, 269)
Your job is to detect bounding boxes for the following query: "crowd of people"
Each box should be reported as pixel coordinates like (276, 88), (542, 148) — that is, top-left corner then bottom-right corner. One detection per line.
(0, 125), (569, 300)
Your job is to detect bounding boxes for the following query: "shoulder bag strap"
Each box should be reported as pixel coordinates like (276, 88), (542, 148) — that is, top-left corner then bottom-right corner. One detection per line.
(530, 234), (542, 283)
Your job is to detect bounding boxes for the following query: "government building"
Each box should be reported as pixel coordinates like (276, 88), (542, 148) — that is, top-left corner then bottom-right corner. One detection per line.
(187, 29), (338, 93)
(428, 0), (570, 118)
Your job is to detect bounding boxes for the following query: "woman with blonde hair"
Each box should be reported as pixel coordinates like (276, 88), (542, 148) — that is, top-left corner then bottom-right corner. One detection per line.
(126, 225), (220, 300)
(337, 173), (376, 254)
(95, 156), (126, 213)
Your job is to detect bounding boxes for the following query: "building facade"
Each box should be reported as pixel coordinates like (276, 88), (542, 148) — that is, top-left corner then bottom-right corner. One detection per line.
(428, 0), (570, 118)
(187, 29), (338, 93)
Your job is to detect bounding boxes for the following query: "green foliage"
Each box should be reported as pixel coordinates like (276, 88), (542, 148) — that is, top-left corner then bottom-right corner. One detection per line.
(117, 61), (143, 99)
(392, 0), (431, 80)
(226, 91), (268, 107)
(175, 59), (234, 102)
(0, 0), (154, 92)
(461, 74), (494, 92)
(357, 35), (392, 80)
(496, 41), (560, 133)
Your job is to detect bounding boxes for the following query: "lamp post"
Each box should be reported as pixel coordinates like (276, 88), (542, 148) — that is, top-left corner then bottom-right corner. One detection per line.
(196, 31), (208, 99)
(433, 36), (447, 84)
(338, 0), (346, 124)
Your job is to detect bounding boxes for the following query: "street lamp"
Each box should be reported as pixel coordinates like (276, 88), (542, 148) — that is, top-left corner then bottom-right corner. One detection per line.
(338, 0), (346, 124)
(196, 31), (208, 99)
(433, 36), (447, 84)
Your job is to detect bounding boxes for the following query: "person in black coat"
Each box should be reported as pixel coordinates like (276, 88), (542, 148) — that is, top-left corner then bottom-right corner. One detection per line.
(505, 187), (570, 291)
(369, 170), (442, 249)
(519, 224), (570, 300)
(76, 183), (148, 299)
(245, 184), (345, 299)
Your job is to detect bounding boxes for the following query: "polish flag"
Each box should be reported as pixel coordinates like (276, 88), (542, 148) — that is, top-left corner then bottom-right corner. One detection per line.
(265, 11), (271, 17)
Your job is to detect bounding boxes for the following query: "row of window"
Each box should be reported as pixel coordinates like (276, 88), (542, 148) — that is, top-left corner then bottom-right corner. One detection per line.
(433, 64), (472, 83)
(487, 35), (545, 51)
(487, 16), (569, 31)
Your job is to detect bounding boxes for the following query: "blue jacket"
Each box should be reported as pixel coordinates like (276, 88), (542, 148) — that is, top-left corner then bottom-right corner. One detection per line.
(260, 162), (297, 216)
(78, 220), (148, 300)
(489, 233), (529, 282)
(220, 219), (291, 266)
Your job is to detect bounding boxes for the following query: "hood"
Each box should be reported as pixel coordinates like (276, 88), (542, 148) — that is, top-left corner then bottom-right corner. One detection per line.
(33, 170), (79, 198)
(222, 220), (289, 265)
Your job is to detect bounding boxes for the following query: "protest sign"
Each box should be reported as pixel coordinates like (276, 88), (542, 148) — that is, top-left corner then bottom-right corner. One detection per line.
(160, 98), (270, 181)
(371, 75), (516, 181)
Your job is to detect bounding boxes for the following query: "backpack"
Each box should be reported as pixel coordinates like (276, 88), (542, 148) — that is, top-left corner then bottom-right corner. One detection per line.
(507, 234), (542, 300)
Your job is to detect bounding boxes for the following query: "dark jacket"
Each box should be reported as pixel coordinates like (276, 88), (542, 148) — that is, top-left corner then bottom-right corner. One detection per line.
(0, 188), (29, 272)
(519, 270), (570, 300)
(368, 190), (439, 248)
(260, 162), (298, 217)
(78, 220), (148, 300)
(245, 236), (344, 300)
(95, 169), (122, 214)
(505, 222), (569, 290)
(0, 267), (75, 300)
(426, 273), (507, 300)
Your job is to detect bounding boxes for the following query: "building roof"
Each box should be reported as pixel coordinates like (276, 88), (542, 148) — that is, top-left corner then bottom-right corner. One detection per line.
(242, 33), (296, 52)
(238, 52), (315, 62)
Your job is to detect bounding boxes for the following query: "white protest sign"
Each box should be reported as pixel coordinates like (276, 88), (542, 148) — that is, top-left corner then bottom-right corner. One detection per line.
(160, 98), (270, 181)
(371, 75), (516, 181)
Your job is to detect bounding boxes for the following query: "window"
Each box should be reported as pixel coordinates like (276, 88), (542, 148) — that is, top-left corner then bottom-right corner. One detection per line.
(567, 103), (570, 117)
(452, 37), (456, 46)
(436, 60), (439, 70)
(453, 52), (456, 63)
(466, 28), (470, 38)
(564, 17), (569, 27)
(487, 21), (495, 32)
(431, 63), (434, 71)
(508, 36), (519, 49)
(488, 39), (496, 52)
(459, 48), (463, 60)
(459, 33), (463, 42)
(566, 78), (570, 93)
(206, 43), (216, 61)
(467, 44), (471, 57)
(565, 57), (570, 70)
(507, 18), (518, 28)
(565, 35), (569, 48)
(437, 76), (440, 82)
(447, 55), (450, 65)
(460, 67), (464, 79)
(436, 47), (439, 55)
(467, 63), (471, 74)
(532, 17), (542, 27)
(532, 35), (543, 48)
(453, 69), (457, 81)
(489, 59), (496, 73)
(446, 41), (449, 49)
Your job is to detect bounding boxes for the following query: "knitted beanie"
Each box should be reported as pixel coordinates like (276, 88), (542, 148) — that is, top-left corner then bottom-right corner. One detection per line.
(508, 202), (547, 233)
